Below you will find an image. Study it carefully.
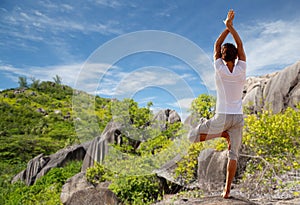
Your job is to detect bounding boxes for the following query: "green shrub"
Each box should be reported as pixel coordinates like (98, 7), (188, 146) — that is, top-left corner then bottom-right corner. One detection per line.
(242, 107), (300, 195)
(86, 162), (114, 185)
(175, 142), (204, 184)
(86, 162), (162, 205)
(109, 174), (162, 205)
(243, 107), (300, 172)
(2, 160), (82, 205)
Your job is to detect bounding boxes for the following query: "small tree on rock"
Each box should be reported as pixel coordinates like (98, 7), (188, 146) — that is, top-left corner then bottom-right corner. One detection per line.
(53, 75), (62, 85)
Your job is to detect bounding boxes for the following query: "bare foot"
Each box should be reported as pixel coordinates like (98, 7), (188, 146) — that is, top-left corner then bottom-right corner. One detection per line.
(221, 190), (230, 199)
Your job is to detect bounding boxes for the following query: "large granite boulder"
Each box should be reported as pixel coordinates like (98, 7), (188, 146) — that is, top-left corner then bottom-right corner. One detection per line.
(65, 186), (119, 205)
(12, 143), (89, 185)
(155, 149), (231, 189)
(60, 172), (119, 205)
(81, 121), (123, 171)
(154, 153), (185, 187)
(60, 172), (93, 204)
(243, 61), (300, 113)
(152, 109), (181, 131)
(197, 148), (249, 190)
(153, 195), (258, 205)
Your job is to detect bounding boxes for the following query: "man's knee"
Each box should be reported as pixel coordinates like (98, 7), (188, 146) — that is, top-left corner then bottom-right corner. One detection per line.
(229, 150), (239, 161)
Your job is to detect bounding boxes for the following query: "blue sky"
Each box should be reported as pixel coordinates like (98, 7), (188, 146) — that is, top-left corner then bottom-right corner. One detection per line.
(1, 0), (300, 119)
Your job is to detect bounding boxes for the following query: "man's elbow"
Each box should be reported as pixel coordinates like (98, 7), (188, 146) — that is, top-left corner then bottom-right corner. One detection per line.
(214, 40), (222, 48)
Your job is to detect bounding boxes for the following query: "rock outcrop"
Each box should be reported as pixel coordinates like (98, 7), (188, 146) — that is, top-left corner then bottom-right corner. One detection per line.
(155, 149), (230, 187)
(81, 121), (123, 171)
(60, 172), (93, 204)
(12, 143), (89, 185)
(152, 109), (181, 131)
(243, 61), (300, 113)
(154, 195), (258, 205)
(197, 149), (227, 189)
(60, 172), (119, 205)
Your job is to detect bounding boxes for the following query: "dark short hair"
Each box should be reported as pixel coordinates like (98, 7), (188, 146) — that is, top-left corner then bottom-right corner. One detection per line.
(221, 43), (237, 62)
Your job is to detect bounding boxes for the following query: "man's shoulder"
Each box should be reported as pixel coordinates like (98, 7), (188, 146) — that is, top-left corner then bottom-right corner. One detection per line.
(214, 58), (225, 68)
(237, 60), (246, 66)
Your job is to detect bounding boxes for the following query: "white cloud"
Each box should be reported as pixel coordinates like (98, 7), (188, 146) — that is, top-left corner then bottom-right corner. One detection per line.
(0, 64), (82, 87)
(96, 68), (181, 96)
(0, 62), (125, 94)
(173, 98), (194, 110)
(241, 19), (300, 75)
(155, 4), (177, 18)
(93, 0), (123, 8)
(138, 96), (157, 104)
(0, 4), (123, 44)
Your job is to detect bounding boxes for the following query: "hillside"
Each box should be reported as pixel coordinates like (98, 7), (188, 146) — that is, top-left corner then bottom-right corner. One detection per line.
(1, 61), (300, 205)
(0, 81), (112, 165)
(0, 81), (114, 203)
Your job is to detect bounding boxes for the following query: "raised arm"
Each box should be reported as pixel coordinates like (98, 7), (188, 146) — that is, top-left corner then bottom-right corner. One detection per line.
(214, 29), (230, 60)
(225, 10), (246, 61)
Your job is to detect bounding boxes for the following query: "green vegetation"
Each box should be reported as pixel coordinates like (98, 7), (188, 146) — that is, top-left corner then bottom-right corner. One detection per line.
(87, 162), (162, 205)
(241, 106), (300, 195)
(1, 160), (82, 205)
(190, 94), (216, 119)
(1, 79), (299, 204)
(0, 81), (112, 163)
(109, 174), (162, 205)
(0, 79), (112, 204)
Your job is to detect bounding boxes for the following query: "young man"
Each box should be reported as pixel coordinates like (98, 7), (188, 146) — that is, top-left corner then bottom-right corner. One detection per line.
(189, 10), (246, 198)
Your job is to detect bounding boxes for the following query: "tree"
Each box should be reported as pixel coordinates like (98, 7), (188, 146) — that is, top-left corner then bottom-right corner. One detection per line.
(190, 94), (216, 119)
(18, 76), (28, 88)
(52, 75), (62, 85)
(30, 77), (40, 89)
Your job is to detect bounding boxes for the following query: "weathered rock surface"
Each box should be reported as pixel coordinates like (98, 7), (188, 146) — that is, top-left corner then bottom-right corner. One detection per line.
(60, 172), (119, 205)
(154, 193), (300, 205)
(81, 121), (123, 171)
(197, 149), (227, 189)
(60, 172), (93, 204)
(257, 197), (300, 205)
(155, 149), (229, 188)
(243, 61), (300, 113)
(152, 109), (181, 131)
(154, 153), (185, 188)
(12, 143), (89, 185)
(154, 195), (258, 205)
(65, 186), (119, 205)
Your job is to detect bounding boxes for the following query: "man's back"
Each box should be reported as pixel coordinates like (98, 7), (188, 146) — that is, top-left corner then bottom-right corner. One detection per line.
(214, 58), (246, 114)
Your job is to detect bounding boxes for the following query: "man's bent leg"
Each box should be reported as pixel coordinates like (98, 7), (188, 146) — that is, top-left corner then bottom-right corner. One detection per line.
(196, 132), (223, 142)
(222, 159), (237, 198)
(199, 132), (231, 150)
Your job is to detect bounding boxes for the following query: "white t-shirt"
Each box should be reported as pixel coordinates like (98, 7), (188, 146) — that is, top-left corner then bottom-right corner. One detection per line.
(214, 58), (246, 114)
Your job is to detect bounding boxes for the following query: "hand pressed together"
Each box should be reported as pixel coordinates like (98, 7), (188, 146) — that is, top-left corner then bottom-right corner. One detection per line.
(223, 9), (235, 28)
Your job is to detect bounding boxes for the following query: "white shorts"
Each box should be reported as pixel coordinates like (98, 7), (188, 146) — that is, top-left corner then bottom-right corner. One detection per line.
(189, 114), (244, 160)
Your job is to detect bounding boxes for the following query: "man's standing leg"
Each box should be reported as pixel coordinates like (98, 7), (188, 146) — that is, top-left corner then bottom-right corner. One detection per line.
(222, 159), (237, 198)
(222, 115), (243, 198)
